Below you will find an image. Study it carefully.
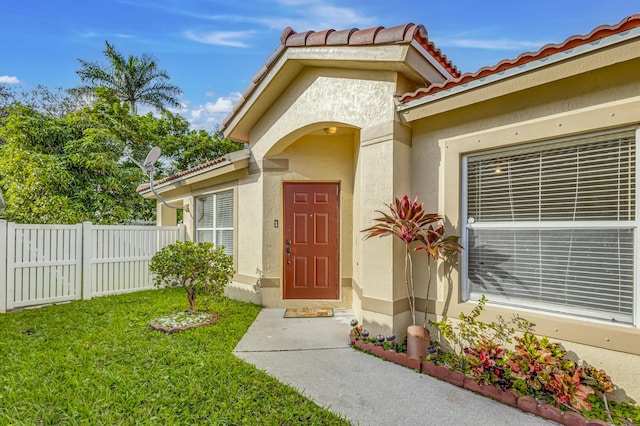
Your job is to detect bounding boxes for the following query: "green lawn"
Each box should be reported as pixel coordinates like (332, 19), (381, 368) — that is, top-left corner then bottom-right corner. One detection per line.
(0, 289), (349, 425)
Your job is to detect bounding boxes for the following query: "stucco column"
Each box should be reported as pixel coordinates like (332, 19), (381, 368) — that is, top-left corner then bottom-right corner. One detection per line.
(156, 202), (177, 227)
(356, 121), (412, 337)
(181, 197), (195, 242)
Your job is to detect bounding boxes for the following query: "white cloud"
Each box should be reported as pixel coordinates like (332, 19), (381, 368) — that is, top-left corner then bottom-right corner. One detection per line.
(133, 93), (240, 132)
(0, 75), (22, 84)
(201, 1), (375, 33)
(437, 38), (546, 51)
(256, 4), (374, 31)
(205, 96), (240, 113)
(184, 30), (256, 47)
(79, 31), (134, 39)
(185, 92), (242, 131)
(307, 4), (375, 28)
(277, 0), (314, 5)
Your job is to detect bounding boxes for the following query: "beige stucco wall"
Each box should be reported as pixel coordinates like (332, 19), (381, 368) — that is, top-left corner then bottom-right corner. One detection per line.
(405, 55), (640, 400)
(249, 68), (399, 159)
(150, 64), (423, 314)
(354, 122), (417, 337)
(156, 203), (177, 226)
(259, 133), (355, 307)
(236, 66), (418, 330)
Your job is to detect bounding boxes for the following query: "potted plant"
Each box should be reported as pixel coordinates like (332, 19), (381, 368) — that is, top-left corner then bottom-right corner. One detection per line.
(362, 193), (460, 359)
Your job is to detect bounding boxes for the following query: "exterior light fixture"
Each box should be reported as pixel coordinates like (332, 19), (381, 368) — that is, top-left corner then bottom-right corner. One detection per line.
(325, 126), (338, 135)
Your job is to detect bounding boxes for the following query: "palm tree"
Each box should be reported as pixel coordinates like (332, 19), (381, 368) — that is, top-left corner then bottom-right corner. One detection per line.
(76, 41), (182, 114)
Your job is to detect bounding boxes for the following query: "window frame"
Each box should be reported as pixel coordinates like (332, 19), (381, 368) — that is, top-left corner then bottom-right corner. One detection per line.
(195, 189), (234, 256)
(461, 127), (639, 326)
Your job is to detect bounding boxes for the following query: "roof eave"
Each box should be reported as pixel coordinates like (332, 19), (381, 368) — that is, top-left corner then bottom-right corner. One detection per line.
(409, 39), (456, 80)
(223, 44), (454, 142)
(398, 25), (640, 114)
(137, 149), (251, 198)
(223, 45), (417, 141)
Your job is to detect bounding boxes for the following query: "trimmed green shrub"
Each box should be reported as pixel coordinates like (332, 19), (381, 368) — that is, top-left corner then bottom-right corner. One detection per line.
(149, 241), (234, 312)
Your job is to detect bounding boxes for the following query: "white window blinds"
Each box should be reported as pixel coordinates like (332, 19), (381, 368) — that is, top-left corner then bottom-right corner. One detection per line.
(464, 129), (636, 323)
(467, 131), (635, 222)
(196, 190), (234, 256)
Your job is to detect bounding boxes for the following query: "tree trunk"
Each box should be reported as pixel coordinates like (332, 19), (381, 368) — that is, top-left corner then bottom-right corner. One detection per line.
(182, 279), (196, 313)
(423, 259), (433, 329)
(187, 290), (196, 313)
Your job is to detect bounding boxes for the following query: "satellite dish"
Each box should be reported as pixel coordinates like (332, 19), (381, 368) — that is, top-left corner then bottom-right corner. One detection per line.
(143, 146), (162, 172)
(140, 146), (178, 210)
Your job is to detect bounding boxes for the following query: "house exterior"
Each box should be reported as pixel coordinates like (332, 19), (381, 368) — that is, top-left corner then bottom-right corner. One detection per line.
(138, 16), (640, 400)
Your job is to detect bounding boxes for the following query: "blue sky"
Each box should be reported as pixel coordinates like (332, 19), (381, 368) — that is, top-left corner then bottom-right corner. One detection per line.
(2, 1), (638, 131)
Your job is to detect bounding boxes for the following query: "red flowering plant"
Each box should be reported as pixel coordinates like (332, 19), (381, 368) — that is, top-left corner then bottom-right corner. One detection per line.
(362, 194), (444, 326)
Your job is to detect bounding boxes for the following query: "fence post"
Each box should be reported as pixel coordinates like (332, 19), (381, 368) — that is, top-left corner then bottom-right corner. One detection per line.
(0, 220), (7, 313)
(81, 222), (93, 300)
(177, 224), (186, 242)
(5, 222), (15, 310)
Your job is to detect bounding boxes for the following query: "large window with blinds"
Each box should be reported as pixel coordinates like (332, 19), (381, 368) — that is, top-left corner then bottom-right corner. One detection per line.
(196, 190), (234, 256)
(462, 129), (637, 324)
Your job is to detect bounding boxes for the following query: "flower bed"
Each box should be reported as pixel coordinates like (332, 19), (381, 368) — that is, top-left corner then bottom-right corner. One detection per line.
(350, 330), (610, 426)
(150, 311), (218, 334)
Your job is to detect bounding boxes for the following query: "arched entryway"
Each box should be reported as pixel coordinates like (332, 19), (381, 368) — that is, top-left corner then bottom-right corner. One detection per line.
(260, 124), (359, 306)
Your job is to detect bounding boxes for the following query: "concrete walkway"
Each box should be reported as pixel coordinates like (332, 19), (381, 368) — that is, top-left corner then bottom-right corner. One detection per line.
(233, 308), (555, 425)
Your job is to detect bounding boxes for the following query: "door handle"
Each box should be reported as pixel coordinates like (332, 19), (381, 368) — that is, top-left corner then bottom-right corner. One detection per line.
(286, 246), (291, 264)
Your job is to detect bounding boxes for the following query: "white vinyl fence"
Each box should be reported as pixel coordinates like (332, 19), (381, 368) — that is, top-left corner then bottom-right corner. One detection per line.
(0, 220), (184, 313)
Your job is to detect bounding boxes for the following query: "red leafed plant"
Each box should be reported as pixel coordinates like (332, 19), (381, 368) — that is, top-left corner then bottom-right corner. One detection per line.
(541, 368), (594, 411)
(464, 338), (510, 388)
(509, 332), (595, 410)
(582, 366), (614, 394)
(433, 297), (625, 420)
(362, 194), (459, 326)
(508, 333), (564, 391)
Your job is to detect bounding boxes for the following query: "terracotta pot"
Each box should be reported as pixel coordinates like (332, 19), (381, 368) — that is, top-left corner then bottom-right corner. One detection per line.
(406, 325), (429, 359)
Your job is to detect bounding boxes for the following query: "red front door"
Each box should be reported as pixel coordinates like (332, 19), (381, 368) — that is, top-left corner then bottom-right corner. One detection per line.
(283, 182), (340, 299)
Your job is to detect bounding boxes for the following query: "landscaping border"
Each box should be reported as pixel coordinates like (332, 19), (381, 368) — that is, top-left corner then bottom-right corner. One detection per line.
(350, 331), (609, 426)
